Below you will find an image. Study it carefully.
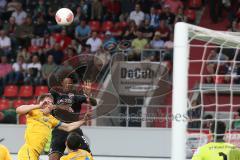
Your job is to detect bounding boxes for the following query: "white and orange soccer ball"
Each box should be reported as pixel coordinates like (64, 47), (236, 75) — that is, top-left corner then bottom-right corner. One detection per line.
(55, 8), (74, 26)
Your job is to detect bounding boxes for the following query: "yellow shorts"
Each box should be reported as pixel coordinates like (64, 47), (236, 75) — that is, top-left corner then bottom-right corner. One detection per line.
(18, 144), (39, 160)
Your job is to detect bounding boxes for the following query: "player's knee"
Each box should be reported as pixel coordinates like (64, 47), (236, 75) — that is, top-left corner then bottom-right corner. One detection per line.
(49, 152), (62, 160)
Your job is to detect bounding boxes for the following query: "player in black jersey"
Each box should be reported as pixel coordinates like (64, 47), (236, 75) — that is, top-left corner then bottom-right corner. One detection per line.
(49, 77), (95, 160)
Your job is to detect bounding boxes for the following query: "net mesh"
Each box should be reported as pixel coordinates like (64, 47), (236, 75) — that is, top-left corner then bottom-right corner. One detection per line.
(185, 26), (240, 158)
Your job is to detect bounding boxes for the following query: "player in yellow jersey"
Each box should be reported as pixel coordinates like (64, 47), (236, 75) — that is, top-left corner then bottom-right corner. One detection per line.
(60, 132), (93, 160)
(192, 121), (240, 160)
(17, 93), (90, 160)
(0, 144), (11, 160)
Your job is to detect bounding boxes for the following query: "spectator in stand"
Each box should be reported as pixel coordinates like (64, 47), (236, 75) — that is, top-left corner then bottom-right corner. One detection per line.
(129, 3), (145, 27)
(64, 46), (80, 69)
(0, 0), (6, 13)
(3, 16), (17, 38)
(104, 0), (121, 22)
(75, 19), (91, 44)
(45, 7), (56, 25)
(103, 31), (116, 46)
(54, 29), (72, 51)
(4, 0), (20, 21)
(79, 0), (89, 19)
(33, 15), (48, 37)
(209, 0), (223, 23)
(233, 108), (240, 129)
(81, 44), (91, 54)
(0, 55), (12, 94)
(25, 54), (42, 85)
(11, 3), (27, 25)
(43, 30), (55, 52)
(174, 7), (187, 23)
(203, 114), (213, 128)
(145, 6), (160, 29)
(187, 100), (202, 128)
(0, 30), (11, 57)
(164, 0), (183, 15)
(103, 31), (117, 53)
(130, 30), (148, 60)
(86, 31), (102, 53)
(33, 0), (46, 20)
(91, 0), (103, 20)
(41, 54), (57, 85)
(160, 4), (175, 27)
(6, 0), (19, 12)
(164, 33), (173, 61)
(73, 6), (86, 24)
(47, 43), (64, 65)
(17, 47), (30, 62)
(150, 31), (164, 49)
(157, 20), (171, 41)
(122, 20), (137, 40)
(15, 16), (34, 48)
(139, 19), (154, 39)
(9, 55), (27, 84)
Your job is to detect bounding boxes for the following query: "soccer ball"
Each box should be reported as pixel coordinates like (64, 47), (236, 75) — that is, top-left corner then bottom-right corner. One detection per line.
(55, 8), (74, 26)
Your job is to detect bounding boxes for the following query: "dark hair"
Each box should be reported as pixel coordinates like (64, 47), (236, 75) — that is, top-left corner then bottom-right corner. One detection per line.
(204, 114), (213, 119)
(66, 132), (81, 150)
(37, 93), (53, 103)
(210, 121), (226, 140)
(237, 108), (240, 116)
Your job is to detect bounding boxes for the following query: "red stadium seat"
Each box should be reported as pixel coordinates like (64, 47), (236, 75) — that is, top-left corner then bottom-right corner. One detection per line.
(27, 99), (37, 105)
(3, 85), (18, 98)
(184, 9), (196, 22)
(89, 20), (101, 32)
(118, 21), (128, 29)
(34, 86), (49, 97)
(0, 99), (10, 111)
(19, 115), (26, 124)
(18, 85), (33, 98)
(101, 21), (114, 32)
(13, 99), (25, 109)
(188, 0), (202, 9)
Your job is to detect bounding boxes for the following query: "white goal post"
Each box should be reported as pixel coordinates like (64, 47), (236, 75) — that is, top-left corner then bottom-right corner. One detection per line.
(171, 22), (240, 160)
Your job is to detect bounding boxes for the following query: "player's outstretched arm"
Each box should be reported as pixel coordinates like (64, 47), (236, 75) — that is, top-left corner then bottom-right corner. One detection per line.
(58, 112), (91, 132)
(16, 101), (45, 115)
(58, 120), (86, 132)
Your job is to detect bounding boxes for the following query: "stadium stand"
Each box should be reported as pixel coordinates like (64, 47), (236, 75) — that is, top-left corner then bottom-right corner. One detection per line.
(1, 0), (237, 129)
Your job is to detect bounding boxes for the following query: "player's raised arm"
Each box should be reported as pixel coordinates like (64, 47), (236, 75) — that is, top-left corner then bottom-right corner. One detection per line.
(16, 103), (42, 115)
(57, 112), (91, 132)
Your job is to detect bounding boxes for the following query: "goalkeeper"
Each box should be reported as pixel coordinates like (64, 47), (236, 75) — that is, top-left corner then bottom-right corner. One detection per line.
(192, 121), (240, 160)
(17, 93), (90, 160)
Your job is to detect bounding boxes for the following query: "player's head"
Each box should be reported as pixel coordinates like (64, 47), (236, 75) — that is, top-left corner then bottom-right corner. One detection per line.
(210, 121), (226, 140)
(37, 93), (54, 112)
(62, 77), (73, 91)
(66, 132), (81, 151)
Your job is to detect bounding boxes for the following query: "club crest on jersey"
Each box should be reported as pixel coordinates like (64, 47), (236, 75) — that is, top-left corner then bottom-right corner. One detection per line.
(68, 93), (74, 98)
(43, 117), (49, 122)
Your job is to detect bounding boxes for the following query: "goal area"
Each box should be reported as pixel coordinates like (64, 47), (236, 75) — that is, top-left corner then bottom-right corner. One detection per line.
(171, 22), (240, 160)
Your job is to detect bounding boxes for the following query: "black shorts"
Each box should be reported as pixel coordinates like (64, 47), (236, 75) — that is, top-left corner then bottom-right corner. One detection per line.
(49, 128), (91, 155)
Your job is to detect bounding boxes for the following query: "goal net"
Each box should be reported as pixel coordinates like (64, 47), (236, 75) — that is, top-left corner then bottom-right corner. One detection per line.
(171, 22), (240, 160)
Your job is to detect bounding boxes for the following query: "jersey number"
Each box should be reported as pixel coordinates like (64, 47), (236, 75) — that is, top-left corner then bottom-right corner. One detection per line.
(219, 152), (227, 160)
